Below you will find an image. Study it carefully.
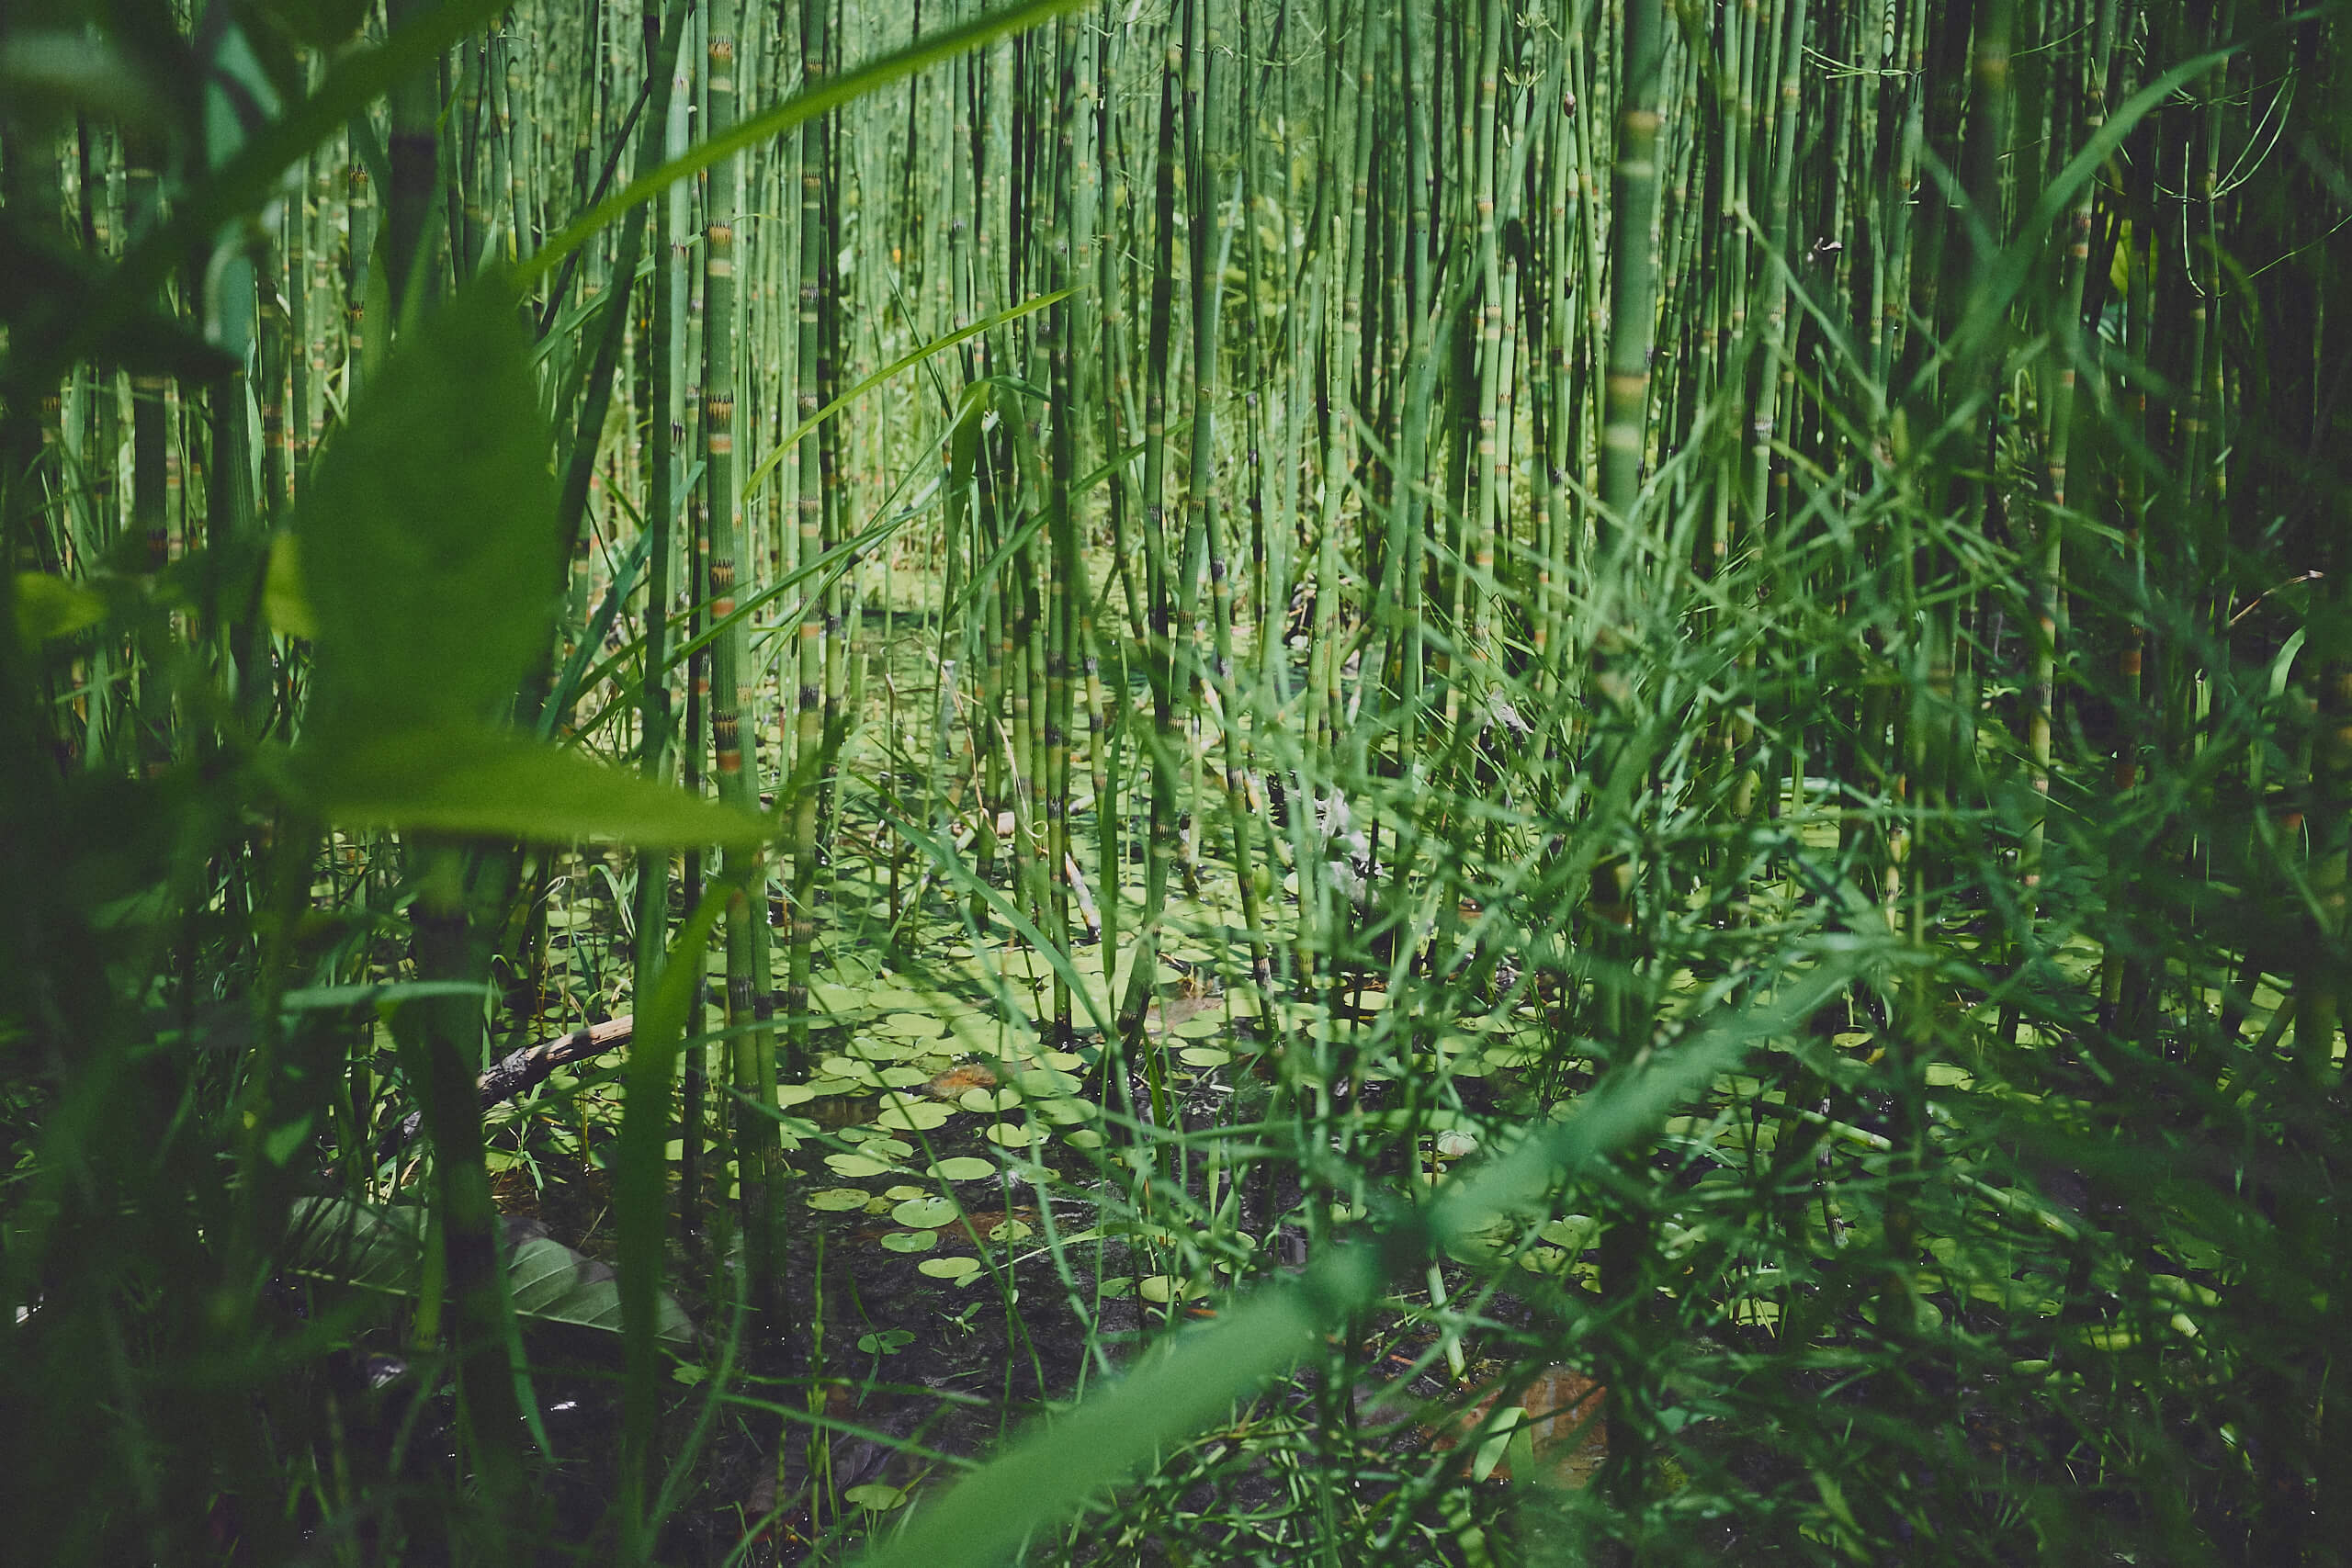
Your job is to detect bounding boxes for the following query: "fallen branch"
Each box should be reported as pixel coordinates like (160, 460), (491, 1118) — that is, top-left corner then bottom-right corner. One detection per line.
(381, 1015), (636, 1160)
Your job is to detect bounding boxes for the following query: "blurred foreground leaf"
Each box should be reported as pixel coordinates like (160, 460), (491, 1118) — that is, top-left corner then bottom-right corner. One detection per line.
(291, 724), (769, 847)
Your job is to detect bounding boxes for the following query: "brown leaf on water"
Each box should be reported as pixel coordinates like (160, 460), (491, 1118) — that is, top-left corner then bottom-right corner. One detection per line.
(923, 1061), (1000, 1100)
(1425, 1363), (1608, 1489)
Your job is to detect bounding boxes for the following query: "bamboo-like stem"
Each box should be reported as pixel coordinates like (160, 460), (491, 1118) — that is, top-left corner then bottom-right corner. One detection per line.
(641, 1), (695, 1240)
(701, 0), (782, 1321)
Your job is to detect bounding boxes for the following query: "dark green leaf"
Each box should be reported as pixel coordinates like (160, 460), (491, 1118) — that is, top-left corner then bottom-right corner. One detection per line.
(298, 281), (558, 732)
(288, 1198), (692, 1344)
(292, 724), (772, 848)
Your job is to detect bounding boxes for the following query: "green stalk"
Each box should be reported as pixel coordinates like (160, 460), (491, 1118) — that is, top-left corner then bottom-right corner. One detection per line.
(639, 0), (695, 1236)
(701, 0), (782, 1320)
(787, 0), (832, 1077)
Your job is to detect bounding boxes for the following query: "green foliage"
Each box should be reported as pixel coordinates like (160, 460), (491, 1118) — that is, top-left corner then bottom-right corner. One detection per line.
(288, 1195), (694, 1343)
(4, 0), (2349, 1564)
(298, 283), (558, 734)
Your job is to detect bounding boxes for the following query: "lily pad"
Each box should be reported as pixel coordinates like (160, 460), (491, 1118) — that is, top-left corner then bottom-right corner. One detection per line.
(919, 1255), (982, 1282)
(1136, 1275), (1196, 1303)
(880, 1229), (939, 1253)
(882, 1184), (927, 1201)
(874, 1095), (953, 1132)
(1178, 1045), (1231, 1068)
(1012, 1067), (1082, 1097)
(808, 1187), (872, 1212)
(984, 1121), (1037, 1148)
(958, 1086), (1022, 1114)
(929, 1156), (997, 1182)
(880, 1012), (946, 1039)
(1063, 1128), (1105, 1150)
(844, 1483), (907, 1511)
(825, 1152), (898, 1180)
(1541, 1215), (1598, 1251)
(891, 1196), (962, 1229)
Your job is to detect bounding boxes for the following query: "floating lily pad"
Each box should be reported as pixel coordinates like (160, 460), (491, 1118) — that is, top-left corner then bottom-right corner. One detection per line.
(882, 1184), (926, 1201)
(918, 1255), (981, 1281)
(958, 1086), (1021, 1114)
(843, 1483), (907, 1511)
(1040, 1050), (1087, 1070)
(877, 1066), (930, 1089)
(929, 1156), (996, 1182)
(1172, 1017), (1225, 1040)
(775, 1082), (819, 1108)
(1063, 1128), (1105, 1150)
(1013, 1067), (1082, 1097)
(879, 1012), (946, 1039)
(880, 1229), (938, 1253)
(854, 1134), (917, 1160)
(891, 1196), (961, 1229)
(825, 1152), (898, 1179)
(807, 1187), (871, 1212)
(984, 1121), (1036, 1148)
(1541, 1215), (1598, 1251)
(1178, 1045), (1231, 1068)
(1136, 1275), (1196, 1303)
(872, 1097), (952, 1133)
(992, 1219), (1034, 1244)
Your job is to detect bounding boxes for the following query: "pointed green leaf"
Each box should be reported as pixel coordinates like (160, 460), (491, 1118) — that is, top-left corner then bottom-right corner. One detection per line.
(295, 725), (771, 847)
(298, 282), (559, 732)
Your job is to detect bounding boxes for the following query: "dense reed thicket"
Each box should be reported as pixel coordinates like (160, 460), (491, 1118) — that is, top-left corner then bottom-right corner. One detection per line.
(4, 0), (2350, 1562)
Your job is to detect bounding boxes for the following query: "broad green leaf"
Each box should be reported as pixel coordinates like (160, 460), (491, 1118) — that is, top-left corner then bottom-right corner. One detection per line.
(505, 1233), (692, 1343)
(0, 30), (170, 130)
(298, 281), (559, 733)
(263, 534), (315, 637)
(286, 1197), (691, 1344)
(293, 724), (771, 847)
(12, 574), (107, 646)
